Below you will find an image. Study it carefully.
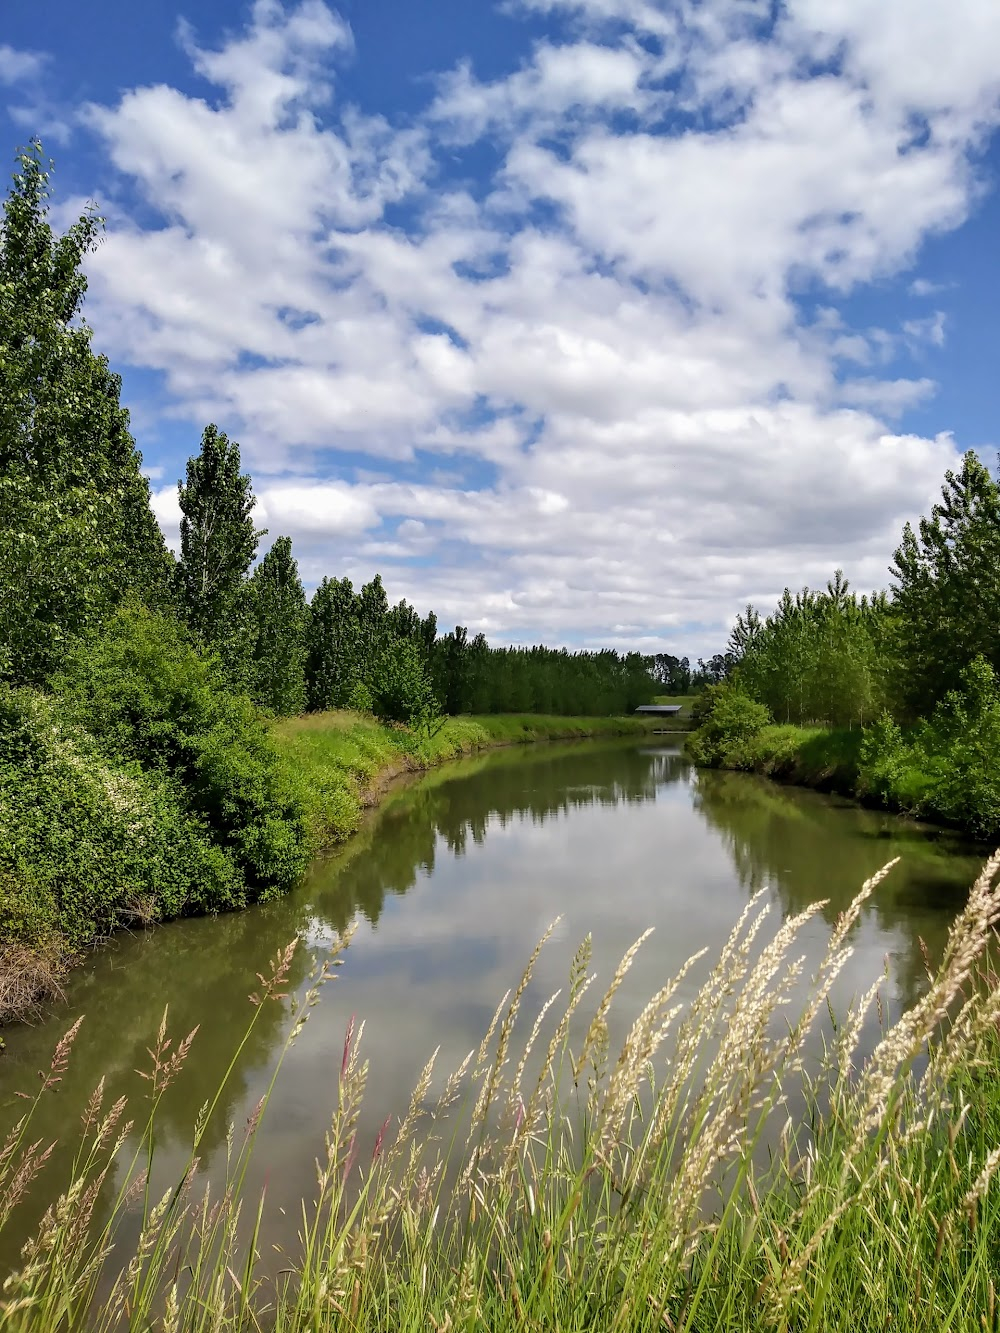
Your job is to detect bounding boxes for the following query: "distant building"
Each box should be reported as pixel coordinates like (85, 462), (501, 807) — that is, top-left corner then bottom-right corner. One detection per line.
(634, 704), (682, 714)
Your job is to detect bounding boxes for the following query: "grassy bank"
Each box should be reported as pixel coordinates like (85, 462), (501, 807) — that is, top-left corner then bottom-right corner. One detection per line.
(2, 855), (999, 1329)
(698, 722), (865, 795)
(688, 705), (1000, 842)
(273, 710), (657, 851)
(649, 694), (698, 731)
(686, 668), (1000, 843)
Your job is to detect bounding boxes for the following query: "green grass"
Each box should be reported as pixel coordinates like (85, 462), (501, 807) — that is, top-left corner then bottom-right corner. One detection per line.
(2, 854), (999, 1330)
(646, 695), (698, 730)
(273, 710), (658, 851)
(696, 718), (1000, 842)
(722, 723), (866, 794)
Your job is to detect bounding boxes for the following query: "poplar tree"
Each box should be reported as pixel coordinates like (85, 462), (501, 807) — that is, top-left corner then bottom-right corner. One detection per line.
(418, 610), (438, 665)
(357, 574), (390, 682)
(305, 576), (360, 711)
(890, 451), (1000, 718)
(249, 536), (307, 715)
(0, 143), (171, 684)
(176, 424), (263, 681)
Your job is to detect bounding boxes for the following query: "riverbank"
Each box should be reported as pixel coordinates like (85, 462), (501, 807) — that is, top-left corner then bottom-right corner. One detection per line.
(273, 710), (659, 851)
(0, 712), (654, 1026)
(686, 716), (1000, 847)
(695, 722), (864, 795)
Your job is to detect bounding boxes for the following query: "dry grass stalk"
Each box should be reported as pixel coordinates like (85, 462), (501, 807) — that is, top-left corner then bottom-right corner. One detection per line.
(0, 940), (68, 1026)
(4, 854), (1000, 1331)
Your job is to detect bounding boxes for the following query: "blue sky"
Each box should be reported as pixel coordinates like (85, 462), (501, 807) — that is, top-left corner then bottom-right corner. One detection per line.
(3, 0), (1000, 654)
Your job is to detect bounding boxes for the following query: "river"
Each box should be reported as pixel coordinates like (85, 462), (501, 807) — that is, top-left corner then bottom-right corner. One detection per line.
(0, 735), (985, 1270)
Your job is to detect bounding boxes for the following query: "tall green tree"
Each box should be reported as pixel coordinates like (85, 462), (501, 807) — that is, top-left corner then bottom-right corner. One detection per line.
(249, 536), (307, 715)
(305, 576), (360, 711)
(732, 574), (890, 727)
(356, 574), (390, 683)
(890, 451), (1000, 718)
(176, 423), (263, 681)
(0, 143), (171, 683)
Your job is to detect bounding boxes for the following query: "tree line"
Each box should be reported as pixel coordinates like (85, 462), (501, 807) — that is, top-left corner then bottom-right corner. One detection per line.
(144, 421), (659, 723)
(722, 451), (1000, 731)
(725, 575), (893, 729)
(697, 451), (1000, 837)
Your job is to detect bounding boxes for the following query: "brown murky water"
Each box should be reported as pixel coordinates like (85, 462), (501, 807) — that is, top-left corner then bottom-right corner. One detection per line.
(0, 737), (985, 1269)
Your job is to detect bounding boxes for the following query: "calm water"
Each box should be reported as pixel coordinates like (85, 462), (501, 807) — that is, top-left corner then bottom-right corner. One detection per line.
(0, 737), (986, 1266)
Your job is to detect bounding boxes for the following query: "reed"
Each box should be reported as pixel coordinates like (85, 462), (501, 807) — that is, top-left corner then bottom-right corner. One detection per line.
(1, 856), (999, 1331)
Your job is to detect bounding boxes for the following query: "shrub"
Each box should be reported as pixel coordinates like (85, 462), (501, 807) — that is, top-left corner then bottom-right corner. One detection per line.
(345, 680), (374, 714)
(0, 686), (239, 954)
(858, 657), (1000, 837)
(858, 713), (912, 803)
(371, 638), (441, 728)
(921, 657), (1000, 836)
(53, 605), (309, 898)
(685, 683), (771, 766)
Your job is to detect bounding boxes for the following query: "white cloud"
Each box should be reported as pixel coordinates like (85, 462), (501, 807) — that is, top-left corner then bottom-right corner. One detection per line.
(150, 485), (183, 552)
(838, 378), (937, 416)
(0, 44), (46, 84)
(432, 40), (659, 141)
(909, 278), (952, 298)
(257, 482), (379, 536)
(902, 312), (948, 349)
(76, 0), (1000, 652)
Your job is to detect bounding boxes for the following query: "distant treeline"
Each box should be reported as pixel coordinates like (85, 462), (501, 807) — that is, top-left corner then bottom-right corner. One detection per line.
(168, 437), (663, 724)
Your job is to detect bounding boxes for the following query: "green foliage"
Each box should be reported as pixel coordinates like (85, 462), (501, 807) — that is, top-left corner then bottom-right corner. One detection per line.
(891, 451), (1000, 718)
(356, 573), (390, 683)
(303, 578), (657, 720)
(54, 605), (308, 899)
(730, 572), (891, 727)
(428, 633), (657, 716)
(857, 713), (921, 806)
(0, 685), (238, 951)
(345, 680), (374, 713)
(859, 656), (1000, 837)
(0, 143), (171, 686)
(698, 450), (1000, 841)
(651, 653), (693, 693)
(176, 423), (263, 684)
(305, 576), (362, 711)
(370, 637), (440, 727)
(711, 722), (865, 792)
(249, 536), (308, 716)
(685, 683), (771, 766)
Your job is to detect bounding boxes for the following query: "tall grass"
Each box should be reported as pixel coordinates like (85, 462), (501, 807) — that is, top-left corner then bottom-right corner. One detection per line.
(2, 855), (999, 1331)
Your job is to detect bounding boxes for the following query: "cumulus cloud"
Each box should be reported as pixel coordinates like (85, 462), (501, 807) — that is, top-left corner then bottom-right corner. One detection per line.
(431, 40), (660, 141)
(75, 0), (1000, 650)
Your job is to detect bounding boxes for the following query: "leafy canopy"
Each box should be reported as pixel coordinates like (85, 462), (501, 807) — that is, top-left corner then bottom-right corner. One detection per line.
(0, 143), (170, 685)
